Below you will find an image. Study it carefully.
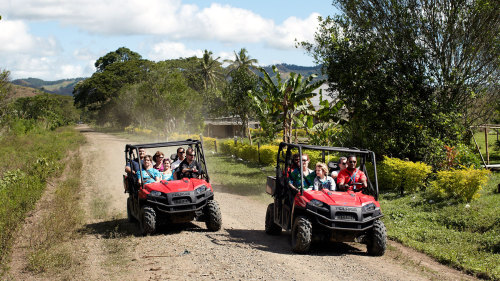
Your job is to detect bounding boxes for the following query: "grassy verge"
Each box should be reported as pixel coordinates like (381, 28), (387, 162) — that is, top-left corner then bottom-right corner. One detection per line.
(206, 153), (274, 202)
(26, 155), (85, 274)
(0, 126), (85, 274)
(380, 172), (500, 280)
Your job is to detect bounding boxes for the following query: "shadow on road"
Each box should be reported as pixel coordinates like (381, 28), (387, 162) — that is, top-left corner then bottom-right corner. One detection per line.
(207, 228), (368, 257)
(81, 218), (210, 238)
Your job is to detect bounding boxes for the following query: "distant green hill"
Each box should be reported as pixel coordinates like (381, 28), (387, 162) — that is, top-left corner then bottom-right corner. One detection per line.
(12, 77), (86, 96)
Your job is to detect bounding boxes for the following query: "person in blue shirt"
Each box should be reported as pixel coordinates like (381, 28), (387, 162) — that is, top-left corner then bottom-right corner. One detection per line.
(125, 147), (146, 175)
(136, 155), (161, 185)
(314, 162), (336, 191)
(161, 158), (174, 181)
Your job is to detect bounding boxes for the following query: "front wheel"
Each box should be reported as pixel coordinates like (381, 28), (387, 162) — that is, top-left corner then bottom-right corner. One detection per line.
(265, 203), (282, 235)
(204, 200), (222, 231)
(140, 206), (156, 235)
(367, 219), (387, 256)
(291, 216), (312, 254)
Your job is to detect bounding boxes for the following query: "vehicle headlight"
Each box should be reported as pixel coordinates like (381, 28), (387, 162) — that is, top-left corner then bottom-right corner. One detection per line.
(149, 190), (162, 197)
(195, 185), (207, 195)
(362, 203), (376, 212)
(309, 199), (325, 208)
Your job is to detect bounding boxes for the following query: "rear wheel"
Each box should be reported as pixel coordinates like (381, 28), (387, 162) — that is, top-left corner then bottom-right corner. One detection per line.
(265, 203), (282, 235)
(140, 206), (156, 235)
(367, 220), (387, 256)
(291, 216), (312, 254)
(205, 200), (222, 231)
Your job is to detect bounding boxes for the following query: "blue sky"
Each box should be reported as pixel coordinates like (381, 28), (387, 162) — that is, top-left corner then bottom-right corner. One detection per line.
(1, 0), (337, 80)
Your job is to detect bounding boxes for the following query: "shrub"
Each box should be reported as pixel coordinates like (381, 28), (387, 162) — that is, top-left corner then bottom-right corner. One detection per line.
(202, 137), (217, 151)
(258, 145), (279, 165)
(378, 156), (432, 193)
(427, 167), (491, 202)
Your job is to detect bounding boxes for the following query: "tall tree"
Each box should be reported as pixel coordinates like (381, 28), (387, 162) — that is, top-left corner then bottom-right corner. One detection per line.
(0, 69), (13, 121)
(94, 47), (142, 73)
(250, 66), (324, 143)
(200, 50), (224, 90)
(302, 0), (499, 163)
(224, 67), (258, 140)
(225, 48), (258, 75)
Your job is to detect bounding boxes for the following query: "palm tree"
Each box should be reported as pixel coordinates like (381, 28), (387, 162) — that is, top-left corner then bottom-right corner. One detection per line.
(200, 50), (224, 90)
(224, 48), (258, 75)
(250, 66), (325, 143)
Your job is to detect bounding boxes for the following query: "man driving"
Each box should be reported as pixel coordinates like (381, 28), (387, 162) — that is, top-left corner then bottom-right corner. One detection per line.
(336, 155), (367, 191)
(177, 148), (202, 179)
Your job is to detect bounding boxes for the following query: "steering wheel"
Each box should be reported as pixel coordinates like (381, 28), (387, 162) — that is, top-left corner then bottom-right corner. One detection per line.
(349, 182), (364, 192)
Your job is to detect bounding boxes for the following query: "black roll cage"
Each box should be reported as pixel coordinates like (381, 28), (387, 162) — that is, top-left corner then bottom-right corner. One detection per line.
(125, 139), (210, 189)
(276, 142), (379, 200)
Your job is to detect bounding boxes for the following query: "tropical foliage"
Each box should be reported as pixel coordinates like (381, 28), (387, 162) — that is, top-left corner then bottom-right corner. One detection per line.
(302, 0), (499, 163)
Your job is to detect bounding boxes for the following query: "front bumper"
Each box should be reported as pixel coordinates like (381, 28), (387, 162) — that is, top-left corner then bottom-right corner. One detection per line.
(145, 190), (214, 214)
(305, 204), (383, 231)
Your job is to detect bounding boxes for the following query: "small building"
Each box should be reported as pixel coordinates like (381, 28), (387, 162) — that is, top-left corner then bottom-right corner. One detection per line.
(204, 117), (260, 138)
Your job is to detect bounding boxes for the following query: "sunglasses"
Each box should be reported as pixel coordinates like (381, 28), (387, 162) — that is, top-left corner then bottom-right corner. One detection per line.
(349, 161), (357, 163)
(302, 159), (308, 162)
(187, 154), (196, 156)
(340, 162), (347, 165)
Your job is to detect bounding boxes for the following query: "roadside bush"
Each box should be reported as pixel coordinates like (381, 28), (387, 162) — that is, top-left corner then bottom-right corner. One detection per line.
(427, 167), (491, 202)
(259, 145), (278, 165)
(203, 137), (217, 151)
(378, 156), (432, 193)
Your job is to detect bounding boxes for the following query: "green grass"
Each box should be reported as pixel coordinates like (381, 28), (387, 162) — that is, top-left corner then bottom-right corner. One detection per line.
(26, 157), (85, 273)
(380, 172), (500, 280)
(473, 131), (500, 164)
(0, 126), (85, 274)
(206, 153), (275, 202)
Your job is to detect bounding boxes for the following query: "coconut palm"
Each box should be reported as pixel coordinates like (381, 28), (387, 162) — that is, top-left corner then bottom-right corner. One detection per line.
(200, 50), (224, 90)
(225, 48), (258, 75)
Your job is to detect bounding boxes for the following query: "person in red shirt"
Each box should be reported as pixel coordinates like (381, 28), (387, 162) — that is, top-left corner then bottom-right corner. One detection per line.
(336, 155), (367, 191)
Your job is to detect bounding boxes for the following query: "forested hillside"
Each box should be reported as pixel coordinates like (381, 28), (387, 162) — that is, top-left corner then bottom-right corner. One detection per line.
(11, 77), (85, 96)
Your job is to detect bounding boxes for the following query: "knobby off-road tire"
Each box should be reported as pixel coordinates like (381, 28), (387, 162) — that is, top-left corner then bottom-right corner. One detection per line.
(140, 206), (156, 235)
(367, 219), (387, 256)
(291, 216), (312, 254)
(205, 200), (222, 231)
(265, 203), (282, 235)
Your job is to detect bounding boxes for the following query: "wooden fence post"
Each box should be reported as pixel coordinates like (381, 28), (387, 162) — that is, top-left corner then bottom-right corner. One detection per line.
(258, 142), (261, 163)
(485, 126), (489, 165)
(214, 139), (217, 153)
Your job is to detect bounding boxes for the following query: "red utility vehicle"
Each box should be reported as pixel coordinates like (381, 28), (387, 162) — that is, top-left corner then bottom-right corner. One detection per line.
(265, 142), (387, 255)
(124, 140), (222, 235)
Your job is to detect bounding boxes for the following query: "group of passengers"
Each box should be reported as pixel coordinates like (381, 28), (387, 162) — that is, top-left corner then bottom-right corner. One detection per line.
(125, 146), (202, 185)
(288, 154), (367, 192)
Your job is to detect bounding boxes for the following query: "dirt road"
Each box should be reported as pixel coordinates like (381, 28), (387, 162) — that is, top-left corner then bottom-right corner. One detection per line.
(8, 126), (478, 280)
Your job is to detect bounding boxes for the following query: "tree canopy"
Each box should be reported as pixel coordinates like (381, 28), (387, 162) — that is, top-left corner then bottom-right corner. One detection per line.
(94, 47), (142, 73)
(302, 0), (499, 163)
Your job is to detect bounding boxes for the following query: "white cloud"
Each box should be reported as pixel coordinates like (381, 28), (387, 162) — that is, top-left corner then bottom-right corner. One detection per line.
(0, 19), (59, 55)
(268, 13), (321, 49)
(4, 1), (320, 48)
(148, 41), (203, 61)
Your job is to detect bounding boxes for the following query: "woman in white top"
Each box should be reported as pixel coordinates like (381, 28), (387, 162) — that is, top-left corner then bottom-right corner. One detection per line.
(314, 162), (336, 191)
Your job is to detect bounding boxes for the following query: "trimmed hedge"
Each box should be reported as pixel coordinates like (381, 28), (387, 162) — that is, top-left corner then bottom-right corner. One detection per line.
(427, 167), (491, 202)
(378, 156), (432, 193)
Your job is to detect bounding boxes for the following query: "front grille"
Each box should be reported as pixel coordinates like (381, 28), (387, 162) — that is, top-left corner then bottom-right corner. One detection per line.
(173, 198), (190, 204)
(335, 212), (357, 221)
